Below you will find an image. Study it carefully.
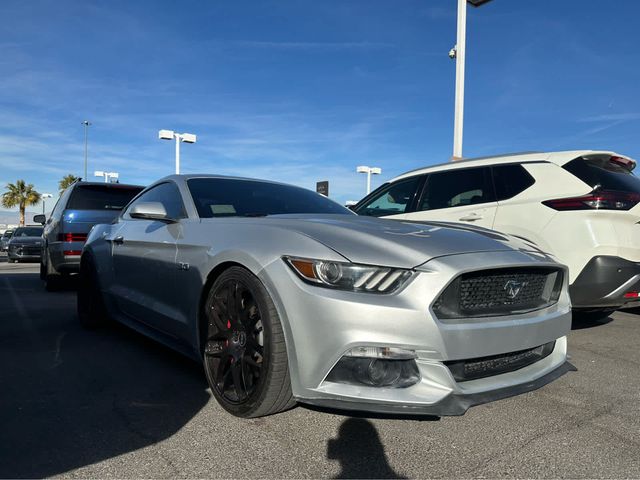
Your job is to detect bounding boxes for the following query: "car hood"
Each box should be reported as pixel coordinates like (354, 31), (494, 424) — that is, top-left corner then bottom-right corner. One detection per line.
(237, 214), (548, 269)
(9, 236), (43, 246)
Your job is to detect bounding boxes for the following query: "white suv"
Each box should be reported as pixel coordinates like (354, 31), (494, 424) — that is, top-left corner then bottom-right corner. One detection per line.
(352, 150), (640, 313)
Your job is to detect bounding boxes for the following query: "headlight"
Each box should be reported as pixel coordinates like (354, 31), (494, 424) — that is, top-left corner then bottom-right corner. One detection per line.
(284, 256), (413, 293)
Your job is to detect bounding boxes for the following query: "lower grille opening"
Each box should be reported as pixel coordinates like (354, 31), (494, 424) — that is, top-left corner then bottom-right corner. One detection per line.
(444, 341), (556, 382)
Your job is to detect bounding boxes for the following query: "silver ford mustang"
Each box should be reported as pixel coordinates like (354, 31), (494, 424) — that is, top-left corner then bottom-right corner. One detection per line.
(79, 174), (573, 418)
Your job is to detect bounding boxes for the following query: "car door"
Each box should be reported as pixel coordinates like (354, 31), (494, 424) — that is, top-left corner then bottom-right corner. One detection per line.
(407, 166), (498, 229)
(109, 182), (188, 339)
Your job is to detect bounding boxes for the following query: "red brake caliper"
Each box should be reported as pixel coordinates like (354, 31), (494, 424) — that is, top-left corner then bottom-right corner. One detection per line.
(226, 320), (231, 359)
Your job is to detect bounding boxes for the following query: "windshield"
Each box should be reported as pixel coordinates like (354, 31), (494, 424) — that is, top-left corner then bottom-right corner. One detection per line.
(187, 178), (352, 218)
(67, 184), (144, 211)
(565, 156), (640, 193)
(12, 227), (43, 237)
(2, 231), (12, 239)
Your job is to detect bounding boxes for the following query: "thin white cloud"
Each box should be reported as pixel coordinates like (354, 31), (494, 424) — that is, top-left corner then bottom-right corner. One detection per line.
(579, 113), (640, 123)
(232, 40), (395, 51)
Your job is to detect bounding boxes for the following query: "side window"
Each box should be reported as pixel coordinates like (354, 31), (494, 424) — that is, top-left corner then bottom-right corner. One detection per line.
(125, 182), (187, 219)
(51, 186), (73, 220)
(418, 167), (495, 211)
(492, 164), (535, 201)
(354, 176), (423, 217)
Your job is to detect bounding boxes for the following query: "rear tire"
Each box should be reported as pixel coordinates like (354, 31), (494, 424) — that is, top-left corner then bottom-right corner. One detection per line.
(42, 249), (63, 292)
(77, 254), (109, 329)
(202, 267), (295, 418)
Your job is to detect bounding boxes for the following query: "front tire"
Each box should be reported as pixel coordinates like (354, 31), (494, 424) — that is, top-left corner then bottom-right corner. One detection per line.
(202, 267), (295, 418)
(77, 254), (109, 329)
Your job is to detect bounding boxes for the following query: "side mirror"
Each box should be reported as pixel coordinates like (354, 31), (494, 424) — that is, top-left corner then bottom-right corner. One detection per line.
(129, 202), (175, 222)
(33, 214), (46, 225)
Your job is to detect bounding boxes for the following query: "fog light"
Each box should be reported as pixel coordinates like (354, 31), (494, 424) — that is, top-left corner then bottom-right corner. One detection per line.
(326, 347), (421, 388)
(364, 359), (402, 386)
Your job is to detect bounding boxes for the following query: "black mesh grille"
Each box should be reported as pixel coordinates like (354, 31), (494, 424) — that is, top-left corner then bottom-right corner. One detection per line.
(444, 341), (556, 382)
(433, 267), (563, 319)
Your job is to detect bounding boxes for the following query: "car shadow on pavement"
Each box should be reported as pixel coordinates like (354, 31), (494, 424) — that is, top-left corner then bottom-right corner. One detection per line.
(327, 418), (408, 479)
(0, 272), (211, 478)
(571, 312), (615, 330)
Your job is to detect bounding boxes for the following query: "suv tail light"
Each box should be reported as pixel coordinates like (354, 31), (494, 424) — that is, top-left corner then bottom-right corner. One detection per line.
(609, 155), (635, 172)
(58, 233), (88, 242)
(543, 190), (640, 211)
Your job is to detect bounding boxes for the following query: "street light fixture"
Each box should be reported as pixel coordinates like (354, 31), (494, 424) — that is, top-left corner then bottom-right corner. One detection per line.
(41, 193), (53, 215)
(94, 171), (119, 183)
(158, 129), (197, 174)
(356, 165), (382, 195)
(82, 120), (91, 179)
(451, 0), (493, 161)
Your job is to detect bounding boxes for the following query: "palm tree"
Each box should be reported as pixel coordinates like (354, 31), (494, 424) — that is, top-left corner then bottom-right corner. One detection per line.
(1, 180), (42, 226)
(58, 174), (79, 194)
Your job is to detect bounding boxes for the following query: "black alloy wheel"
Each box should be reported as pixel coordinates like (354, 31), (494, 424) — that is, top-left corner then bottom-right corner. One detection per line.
(203, 267), (294, 418)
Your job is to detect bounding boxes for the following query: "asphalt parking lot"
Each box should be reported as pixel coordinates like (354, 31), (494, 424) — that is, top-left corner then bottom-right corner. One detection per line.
(0, 258), (639, 479)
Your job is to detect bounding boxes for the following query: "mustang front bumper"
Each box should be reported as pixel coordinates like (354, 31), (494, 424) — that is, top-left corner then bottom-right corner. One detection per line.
(260, 249), (573, 416)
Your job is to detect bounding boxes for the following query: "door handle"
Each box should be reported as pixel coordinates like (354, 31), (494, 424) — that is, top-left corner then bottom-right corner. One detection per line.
(459, 213), (483, 222)
(113, 235), (124, 245)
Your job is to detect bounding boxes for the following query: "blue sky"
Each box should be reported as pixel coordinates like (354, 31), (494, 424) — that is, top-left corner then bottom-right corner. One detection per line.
(1, 0), (640, 209)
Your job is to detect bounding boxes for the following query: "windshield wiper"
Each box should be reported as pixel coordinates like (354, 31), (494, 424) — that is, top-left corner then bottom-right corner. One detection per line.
(242, 212), (268, 217)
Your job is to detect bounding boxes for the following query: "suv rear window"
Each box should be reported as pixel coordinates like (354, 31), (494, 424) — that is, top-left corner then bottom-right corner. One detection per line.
(492, 164), (535, 201)
(67, 184), (143, 211)
(564, 156), (640, 193)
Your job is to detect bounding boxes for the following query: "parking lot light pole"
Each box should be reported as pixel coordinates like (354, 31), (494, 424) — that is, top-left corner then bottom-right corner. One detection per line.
(82, 120), (91, 178)
(356, 166), (382, 195)
(41, 193), (53, 215)
(159, 130), (197, 174)
(451, 0), (493, 161)
(94, 171), (119, 183)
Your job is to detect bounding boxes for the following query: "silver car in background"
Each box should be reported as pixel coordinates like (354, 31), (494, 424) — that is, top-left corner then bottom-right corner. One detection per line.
(1, 229), (14, 252)
(79, 175), (573, 418)
(6, 226), (44, 263)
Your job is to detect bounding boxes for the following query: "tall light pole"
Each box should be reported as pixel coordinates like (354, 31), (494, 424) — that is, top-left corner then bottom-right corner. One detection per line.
(158, 130), (197, 174)
(41, 193), (53, 214)
(451, 0), (493, 161)
(356, 166), (382, 195)
(82, 120), (91, 178)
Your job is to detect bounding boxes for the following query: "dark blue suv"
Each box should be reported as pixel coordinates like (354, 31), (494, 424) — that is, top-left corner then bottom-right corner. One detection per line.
(36, 181), (143, 290)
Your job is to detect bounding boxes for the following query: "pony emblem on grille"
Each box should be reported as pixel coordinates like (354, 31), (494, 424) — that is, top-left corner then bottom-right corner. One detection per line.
(504, 279), (528, 299)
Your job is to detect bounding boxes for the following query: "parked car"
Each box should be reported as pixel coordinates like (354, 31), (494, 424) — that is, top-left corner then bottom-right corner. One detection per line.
(7, 226), (44, 263)
(78, 174), (572, 418)
(1, 229), (14, 252)
(352, 150), (640, 315)
(35, 181), (144, 290)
